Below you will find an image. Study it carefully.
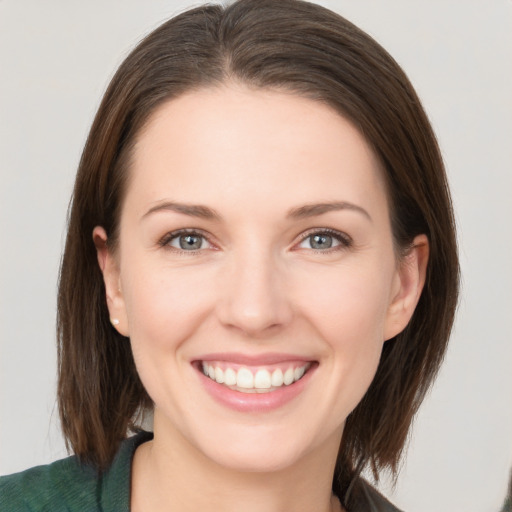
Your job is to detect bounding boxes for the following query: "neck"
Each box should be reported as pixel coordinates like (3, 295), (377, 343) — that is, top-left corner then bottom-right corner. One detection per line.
(131, 412), (344, 512)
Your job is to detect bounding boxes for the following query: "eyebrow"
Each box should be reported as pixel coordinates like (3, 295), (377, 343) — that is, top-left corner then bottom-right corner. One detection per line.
(142, 200), (371, 222)
(286, 201), (372, 221)
(142, 201), (221, 220)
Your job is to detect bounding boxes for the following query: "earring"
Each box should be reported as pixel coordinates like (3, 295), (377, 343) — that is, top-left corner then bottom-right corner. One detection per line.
(110, 318), (120, 326)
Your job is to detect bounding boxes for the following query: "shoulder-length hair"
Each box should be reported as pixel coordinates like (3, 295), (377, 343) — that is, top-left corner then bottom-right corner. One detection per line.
(57, 0), (459, 505)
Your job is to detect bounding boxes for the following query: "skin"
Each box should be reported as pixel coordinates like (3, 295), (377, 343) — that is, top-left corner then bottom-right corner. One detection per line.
(94, 84), (428, 512)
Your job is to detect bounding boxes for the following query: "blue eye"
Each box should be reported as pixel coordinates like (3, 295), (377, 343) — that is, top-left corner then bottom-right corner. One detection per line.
(175, 234), (204, 250)
(163, 231), (212, 251)
(309, 233), (336, 250)
(297, 230), (350, 251)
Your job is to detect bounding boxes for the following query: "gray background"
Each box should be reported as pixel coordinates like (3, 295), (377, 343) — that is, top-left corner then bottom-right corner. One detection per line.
(1, 1), (511, 510)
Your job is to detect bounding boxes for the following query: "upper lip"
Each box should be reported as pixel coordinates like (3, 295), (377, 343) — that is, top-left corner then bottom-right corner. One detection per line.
(193, 352), (315, 366)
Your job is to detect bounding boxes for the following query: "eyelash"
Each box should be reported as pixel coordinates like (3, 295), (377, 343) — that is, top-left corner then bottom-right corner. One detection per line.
(158, 227), (353, 254)
(158, 228), (214, 254)
(296, 228), (353, 253)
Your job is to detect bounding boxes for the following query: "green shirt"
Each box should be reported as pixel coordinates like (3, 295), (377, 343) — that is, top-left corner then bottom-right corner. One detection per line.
(0, 431), (401, 511)
(0, 431), (152, 512)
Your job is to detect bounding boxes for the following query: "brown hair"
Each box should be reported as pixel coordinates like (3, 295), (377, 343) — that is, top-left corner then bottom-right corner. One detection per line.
(57, 0), (459, 505)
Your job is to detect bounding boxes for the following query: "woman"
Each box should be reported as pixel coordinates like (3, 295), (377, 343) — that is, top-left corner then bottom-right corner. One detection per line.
(0, 0), (459, 510)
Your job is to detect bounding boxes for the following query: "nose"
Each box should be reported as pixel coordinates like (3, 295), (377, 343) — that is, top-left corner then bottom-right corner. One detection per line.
(216, 249), (293, 337)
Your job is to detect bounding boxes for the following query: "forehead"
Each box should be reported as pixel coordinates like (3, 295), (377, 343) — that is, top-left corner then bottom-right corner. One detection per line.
(124, 84), (388, 220)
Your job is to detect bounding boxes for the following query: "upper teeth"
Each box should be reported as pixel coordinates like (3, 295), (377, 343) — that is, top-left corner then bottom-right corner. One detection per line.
(202, 362), (309, 392)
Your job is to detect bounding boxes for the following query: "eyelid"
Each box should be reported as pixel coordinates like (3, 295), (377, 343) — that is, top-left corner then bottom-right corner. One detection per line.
(157, 227), (352, 254)
(158, 228), (217, 252)
(294, 228), (353, 251)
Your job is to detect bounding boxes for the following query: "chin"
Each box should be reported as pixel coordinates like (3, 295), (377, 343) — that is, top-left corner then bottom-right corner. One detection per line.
(188, 419), (333, 475)
(203, 439), (308, 474)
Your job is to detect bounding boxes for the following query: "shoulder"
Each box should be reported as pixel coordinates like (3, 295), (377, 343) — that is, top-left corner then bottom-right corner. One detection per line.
(0, 431), (152, 512)
(0, 455), (100, 512)
(349, 478), (404, 512)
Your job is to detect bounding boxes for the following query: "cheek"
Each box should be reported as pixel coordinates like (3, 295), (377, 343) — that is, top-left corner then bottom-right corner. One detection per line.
(294, 262), (393, 397)
(121, 259), (216, 350)
(298, 264), (392, 343)
(120, 261), (218, 410)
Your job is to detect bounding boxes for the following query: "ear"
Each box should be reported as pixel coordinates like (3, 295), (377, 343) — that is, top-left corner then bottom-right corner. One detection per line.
(384, 234), (429, 341)
(92, 226), (129, 337)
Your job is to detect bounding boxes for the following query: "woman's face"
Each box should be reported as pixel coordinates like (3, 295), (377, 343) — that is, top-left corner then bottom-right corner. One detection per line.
(96, 84), (425, 473)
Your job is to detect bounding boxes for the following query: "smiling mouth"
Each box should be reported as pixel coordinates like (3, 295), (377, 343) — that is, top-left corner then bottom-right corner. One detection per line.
(200, 361), (313, 393)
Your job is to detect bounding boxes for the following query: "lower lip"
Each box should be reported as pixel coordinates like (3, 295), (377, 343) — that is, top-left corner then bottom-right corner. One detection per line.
(196, 365), (316, 413)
